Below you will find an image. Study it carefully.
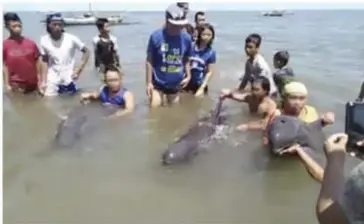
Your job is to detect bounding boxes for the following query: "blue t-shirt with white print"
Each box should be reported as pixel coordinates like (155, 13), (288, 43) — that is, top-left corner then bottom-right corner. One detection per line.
(147, 28), (192, 89)
(189, 46), (216, 86)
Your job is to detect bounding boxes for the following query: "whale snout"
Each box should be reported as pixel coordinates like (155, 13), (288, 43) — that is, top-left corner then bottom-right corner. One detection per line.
(161, 152), (176, 165)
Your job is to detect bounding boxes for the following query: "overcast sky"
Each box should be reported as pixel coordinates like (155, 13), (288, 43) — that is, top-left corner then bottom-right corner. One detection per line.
(4, 1), (364, 11)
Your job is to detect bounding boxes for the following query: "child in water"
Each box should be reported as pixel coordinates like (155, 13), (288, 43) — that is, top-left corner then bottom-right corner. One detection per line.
(237, 33), (278, 97)
(93, 18), (121, 77)
(220, 76), (277, 131)
(184, 23), (216, 97)
(80, 66), (134, 117)
(272, 50), (295, 96)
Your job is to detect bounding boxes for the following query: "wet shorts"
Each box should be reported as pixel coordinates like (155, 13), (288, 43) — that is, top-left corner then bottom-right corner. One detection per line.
(153, 81), (180, 95)
(58, 82), (78, 94)
(183, 82), (208, 94)
(45, 81), (78, 96)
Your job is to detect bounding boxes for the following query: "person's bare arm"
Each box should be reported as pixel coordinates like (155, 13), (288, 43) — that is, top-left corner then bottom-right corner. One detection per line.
(3, 63), (10, 88)
(244, 100), (276, 131)
(3, 47), (10, 89)
(320, 112), (335, 126)
(316, 152), (349, 224)
(80, 91), (100, 103)
(196, 51), (216, 94)
(296, 147), (324, 183)
(73, 36), (89, 77)
(39, 39), (48, 83)
(238, 61), (249, 91)
(41, 54), (48, 83)
(145, 35), (154, 86)
(182, 37), (193, 86)
(228, 91), (250, 102)
(113, 38), (121, 68)
(238, 74), (249, 92)
(146, 54), (153, 85)
(36, 57), (43, 83)
(112, 91), (135, 117)
(76, 47), (90, 76)
(196, 64), (213, 92)
(114, 53), (121, 68)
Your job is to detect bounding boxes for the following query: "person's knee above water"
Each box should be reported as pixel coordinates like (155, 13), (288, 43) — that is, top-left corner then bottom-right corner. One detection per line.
(80, 66), (134, 117)
(276, 81), (334, 125)
(40, 13), (90, 97)
(272, 50), (295, 96)
(145, 4), (193, 107)
(93, 18), (120, 74)
(237, 33), (278, 97)
(220, 76), (277, 132)
(184, 23), (216, 97)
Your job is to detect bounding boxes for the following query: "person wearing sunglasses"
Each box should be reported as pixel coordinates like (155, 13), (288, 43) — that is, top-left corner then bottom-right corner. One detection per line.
(40, 13), (90, 97)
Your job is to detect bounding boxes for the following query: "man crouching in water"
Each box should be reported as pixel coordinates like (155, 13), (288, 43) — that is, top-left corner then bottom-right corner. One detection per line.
(80, 66), (134, 118)
(275, 81), (334, 124)
(273, 81), (335, 182)
(220, 76), (277, 131)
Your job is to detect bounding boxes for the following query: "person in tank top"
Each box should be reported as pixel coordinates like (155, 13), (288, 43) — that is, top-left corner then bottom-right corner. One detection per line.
(80, 66), (134, 118)
(93, 18), (120, 75)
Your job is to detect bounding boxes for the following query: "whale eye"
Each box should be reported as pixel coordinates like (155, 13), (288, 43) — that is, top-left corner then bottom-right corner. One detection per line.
(280, 119), (286, 124)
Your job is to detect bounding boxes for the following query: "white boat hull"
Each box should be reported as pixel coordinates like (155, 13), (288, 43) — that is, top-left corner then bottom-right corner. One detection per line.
(62, 16), (122, 26)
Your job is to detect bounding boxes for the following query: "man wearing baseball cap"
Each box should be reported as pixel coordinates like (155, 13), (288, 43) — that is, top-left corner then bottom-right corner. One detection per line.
(145, 4), (193, 107)
(40, 13), (90, 96)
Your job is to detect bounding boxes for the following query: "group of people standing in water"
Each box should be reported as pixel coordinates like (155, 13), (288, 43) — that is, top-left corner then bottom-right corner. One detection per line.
(3, 3), (364, 224)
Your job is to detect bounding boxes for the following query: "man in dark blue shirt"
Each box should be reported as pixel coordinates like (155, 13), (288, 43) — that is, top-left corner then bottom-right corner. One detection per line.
(145, 3), (193, 107)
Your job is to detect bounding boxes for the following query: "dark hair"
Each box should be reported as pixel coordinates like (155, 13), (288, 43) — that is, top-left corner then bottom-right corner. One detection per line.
(252, 76), (270, 94)
(245, 33), (262, 48)
(184, 24), (194, 36)
(45, 13), (65, 34)
(4, 12), (21, 26)
(96, 18), (109, 30)
(104, 65), (123, 76)
(273, 51), (290, 67)
(194, 11), (205, 23)
(177, 2), (189, 9)
(196, 23), (215, 49)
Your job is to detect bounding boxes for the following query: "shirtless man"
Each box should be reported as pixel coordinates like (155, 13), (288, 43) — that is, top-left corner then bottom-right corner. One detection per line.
(220, 76), (277, 131)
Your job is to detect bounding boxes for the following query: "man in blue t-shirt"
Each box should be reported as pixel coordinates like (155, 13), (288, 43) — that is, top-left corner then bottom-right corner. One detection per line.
(145, 3), (193, 107)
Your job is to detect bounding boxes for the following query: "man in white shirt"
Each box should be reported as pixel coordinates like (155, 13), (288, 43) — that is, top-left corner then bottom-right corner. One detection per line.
(40, 13), (90, 97)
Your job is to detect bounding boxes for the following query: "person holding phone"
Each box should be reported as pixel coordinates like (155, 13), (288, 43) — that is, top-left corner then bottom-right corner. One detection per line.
(356, 81), (364, 102)
(315, 133), (364, 224)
